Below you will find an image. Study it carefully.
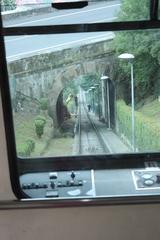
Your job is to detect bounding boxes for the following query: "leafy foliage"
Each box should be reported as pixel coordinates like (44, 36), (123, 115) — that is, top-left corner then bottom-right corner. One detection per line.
(63, 80), (78, 101)
(114, 0), (160, 102)
(17, 138), (35, 157)
(35, 116), (46, 138)
(80, 74), (99, 91)
(1, 0), (16, 11)
(117, 0), (149, 21)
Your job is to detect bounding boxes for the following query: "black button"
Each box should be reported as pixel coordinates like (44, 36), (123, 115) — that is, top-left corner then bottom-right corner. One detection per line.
(78, 180), (83, 186)
(22, 184), (27, 189)
(31, 183), (36, 189)
(35, 183), (39, 189)
(27, 184), (31, 189)
(57, 181), (62, 187)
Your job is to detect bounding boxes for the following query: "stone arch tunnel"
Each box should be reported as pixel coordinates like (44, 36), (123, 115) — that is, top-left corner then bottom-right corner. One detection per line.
(8, 37), (115, 128)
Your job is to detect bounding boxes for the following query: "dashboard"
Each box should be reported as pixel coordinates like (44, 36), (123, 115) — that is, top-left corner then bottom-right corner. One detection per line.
(20, 161), (160, 199)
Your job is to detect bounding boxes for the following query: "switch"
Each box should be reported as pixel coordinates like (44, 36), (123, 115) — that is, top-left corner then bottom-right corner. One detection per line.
(27, 184), (31, 189)
(50, 181), (55, 189)
(43, 183), (48, 189)
(70, 180), (74, 186)
(49, 172), (58, 179)
(31, 183), (36, 189)
(156, 174), (160, 183)
(78, 180), (83, 186)
(22, 184), (27, 190)
(35, 183), (39, 189)
(57, 181), (62, 187)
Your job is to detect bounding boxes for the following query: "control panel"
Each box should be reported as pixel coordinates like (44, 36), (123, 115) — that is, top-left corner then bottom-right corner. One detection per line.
(20, 162), (160, 199)
(20, 170), (94, 199)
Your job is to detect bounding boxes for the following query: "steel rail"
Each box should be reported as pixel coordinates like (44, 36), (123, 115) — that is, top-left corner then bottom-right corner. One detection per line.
(83, 102), (110, 154)
(78, 89), (110, 154)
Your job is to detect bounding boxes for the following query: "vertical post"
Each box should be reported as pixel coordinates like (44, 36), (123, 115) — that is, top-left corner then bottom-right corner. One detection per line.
(106, 78), (111, 129)
(92, 89), (95, 112)
(118, 53), (135, 152)
(97, 85), (101, 120)
(101, 78), (105, 120)
(131, 62), (135, 151)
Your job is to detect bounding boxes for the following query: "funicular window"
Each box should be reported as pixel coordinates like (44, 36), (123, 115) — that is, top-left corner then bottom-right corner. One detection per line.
(1, 0), (160, 204)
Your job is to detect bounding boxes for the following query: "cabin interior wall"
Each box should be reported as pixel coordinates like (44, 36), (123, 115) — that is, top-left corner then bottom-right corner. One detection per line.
(0, 204), (160, 240)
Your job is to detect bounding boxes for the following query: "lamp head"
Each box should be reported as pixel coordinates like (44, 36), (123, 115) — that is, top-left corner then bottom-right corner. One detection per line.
(118, 53), (134, 60)
(91, 86), (96, 90)
(101, 75), (109, 80)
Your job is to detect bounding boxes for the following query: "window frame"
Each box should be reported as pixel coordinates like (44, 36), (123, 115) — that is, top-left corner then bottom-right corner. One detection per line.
(1, 1), (160, 204)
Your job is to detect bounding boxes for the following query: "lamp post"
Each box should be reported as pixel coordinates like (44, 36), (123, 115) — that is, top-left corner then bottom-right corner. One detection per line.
(94, 83), (100, 120)
(101, 75), (111, 129)
(90, 86), (96, 112)
(118, 53), (135, 151)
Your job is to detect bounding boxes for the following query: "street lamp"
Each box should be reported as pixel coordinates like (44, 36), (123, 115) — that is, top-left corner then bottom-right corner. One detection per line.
(101, 75), (111, 129)
(118, 53), (135, 151)
(90, 86), (96, 112)
(94, 83), (101, 120)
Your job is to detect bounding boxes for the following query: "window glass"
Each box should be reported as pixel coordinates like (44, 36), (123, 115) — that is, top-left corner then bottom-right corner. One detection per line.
(2, 0), (150, 27)
(5, 28), (160, 159)
(2, 0), (160, 201)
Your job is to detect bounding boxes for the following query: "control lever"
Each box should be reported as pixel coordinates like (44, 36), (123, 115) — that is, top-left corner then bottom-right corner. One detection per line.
(71, 171), (76, 181)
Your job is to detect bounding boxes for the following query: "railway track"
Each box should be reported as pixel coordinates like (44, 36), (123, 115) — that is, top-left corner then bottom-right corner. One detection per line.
(77, 88), (110, 155)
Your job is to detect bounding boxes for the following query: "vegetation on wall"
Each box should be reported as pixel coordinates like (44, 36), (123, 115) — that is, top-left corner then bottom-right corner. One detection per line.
(40, 98), (48, 111)
(117, 100), (160, 152)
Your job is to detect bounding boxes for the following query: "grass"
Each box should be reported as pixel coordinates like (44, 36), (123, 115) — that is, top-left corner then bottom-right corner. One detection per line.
(14, 112), (75, 157)
(137, 97), (160, 124)
(41, 137), (74, 157)
(14, 112), (53, 157)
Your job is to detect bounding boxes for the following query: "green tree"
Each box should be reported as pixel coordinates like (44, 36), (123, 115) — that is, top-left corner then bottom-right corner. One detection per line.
(80, 74), (99, 91)
(63, 80), (78, 101)
(2, 0), (16, 11)
(114, 0), (160, 102)
(117, 0), (149, 21)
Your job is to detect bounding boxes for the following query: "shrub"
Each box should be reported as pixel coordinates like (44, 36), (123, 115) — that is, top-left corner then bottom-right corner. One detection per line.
(35, 116), (46, 138)
(17, 139), (35, 157)
(26, 139), (35, 152)
(35, 115), (46, 124)
(40, 98), (48, 111)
